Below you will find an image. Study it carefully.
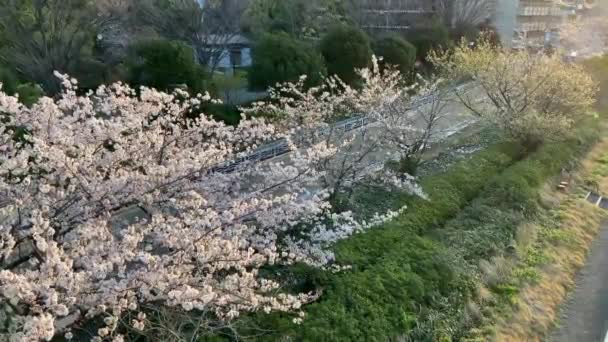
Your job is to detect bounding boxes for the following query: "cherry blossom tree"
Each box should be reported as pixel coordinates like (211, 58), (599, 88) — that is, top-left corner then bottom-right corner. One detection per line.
(244, 57), (428, 204)
(0, 54), (438, 340)
(0, 72), (407, 341)
(375, 75), (454, 175)
(430, 37), (597, 149)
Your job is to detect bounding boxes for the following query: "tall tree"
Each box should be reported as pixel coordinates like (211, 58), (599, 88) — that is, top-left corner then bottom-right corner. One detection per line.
(94, 0), (138, 69)
(320, 25), (373, 86)
(0, 76), (351, 341)
(243, 0), (344, 39)
(0, 62), (428, 341)
(0, 0), (103, 93)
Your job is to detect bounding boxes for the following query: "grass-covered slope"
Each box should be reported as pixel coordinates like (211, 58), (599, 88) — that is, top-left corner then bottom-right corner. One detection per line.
(206, 57), (608, 342)
(229, 120), (602, 341)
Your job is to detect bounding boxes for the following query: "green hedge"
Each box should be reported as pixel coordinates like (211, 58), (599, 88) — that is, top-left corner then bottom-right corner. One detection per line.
(249, 32), (326, 90)
(214, 143), (522, 341)
(442, 123), (601, 264)
(320, 25), (373, 86)
(436, 118), (602, 339)
(334, 143), (521, 268)
(197, 112), (601, 342)
(232, 118), (600, 341)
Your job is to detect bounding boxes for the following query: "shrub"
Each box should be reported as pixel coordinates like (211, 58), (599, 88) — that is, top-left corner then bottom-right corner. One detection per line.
(209, 72), (248, 106)
(218, 143), (521, 341)
(249, 32), (326, 89)
(320, 25), (373, 85)
(15, 83), (43, 107)
(69, 58), (109, 92)
(431, 37), (597, 148)
(200, 103), (242, 126)
(372, 35), (417, 75)
(0, 67), (43, 106)
(0, 67), (19, 95)
(407, 21), (451, 61)
(128, 39), (207, 93)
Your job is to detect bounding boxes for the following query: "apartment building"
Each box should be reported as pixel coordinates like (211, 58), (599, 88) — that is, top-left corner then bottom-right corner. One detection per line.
(349, 0), (440, 34)
(493, 0), (562, 49)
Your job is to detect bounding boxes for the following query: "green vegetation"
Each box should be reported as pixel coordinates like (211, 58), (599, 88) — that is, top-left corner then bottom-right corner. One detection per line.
(207, 110), (603, 341)
(207, 143), (522, 341)
(0, 67), (43, 106)
(320, 25), (373, 85)
(0, 0), (105, 94)
(453, 54), (608, 342)
(0, 67), (18, 95)
(128, 40), (207, 93)
(1, 2), (604, 339)
(13, 83), (44, 107)
(407, 21), (451, 61)
(0, 0), (478, 106)
(372, 35), (417, 75)
(243, 0), (345, 38)
(249, 33), (326, 89)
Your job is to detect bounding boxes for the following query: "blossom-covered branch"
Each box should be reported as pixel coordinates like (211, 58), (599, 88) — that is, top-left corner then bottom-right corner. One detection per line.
(0, 59), (435, 340)
(0, 75), (349, 341)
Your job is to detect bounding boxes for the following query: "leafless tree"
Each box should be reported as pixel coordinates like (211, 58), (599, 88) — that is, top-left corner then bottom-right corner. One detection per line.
(134, 0), (249, 72)
(94, 0), (139, 67)
(436, 0), (494, 29)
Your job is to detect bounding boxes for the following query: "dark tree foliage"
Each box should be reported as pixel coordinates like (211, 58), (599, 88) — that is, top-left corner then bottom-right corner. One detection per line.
(0, 67), (43, 106)
(320, 25), (372, 86)
(407, 21), (451, 61)
(249, 32), (326, 90)
(0, 67), (19, 95)
(372, 35), (417, 75)
(0, 0), (107, 94)
(127, 39), (207, 93)
(243, 0), (346, 39)
(478, 23), (502, 48)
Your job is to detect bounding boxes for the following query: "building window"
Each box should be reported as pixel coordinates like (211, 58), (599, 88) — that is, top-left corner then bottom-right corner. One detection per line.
(230, 48), (242, 67)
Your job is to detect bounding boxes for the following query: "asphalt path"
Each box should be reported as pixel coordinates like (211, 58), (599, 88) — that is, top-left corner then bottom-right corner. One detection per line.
(550, 221), (608, 342)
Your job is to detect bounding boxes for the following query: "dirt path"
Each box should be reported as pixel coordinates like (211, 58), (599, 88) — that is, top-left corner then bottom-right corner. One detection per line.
(550, 221), (608, 342)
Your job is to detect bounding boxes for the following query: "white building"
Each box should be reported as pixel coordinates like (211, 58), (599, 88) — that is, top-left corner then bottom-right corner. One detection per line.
(205, 34), (253, 72)
(492, 0), (562, 49)
(196, 0), (252, 72)
(352, 0), (438, 34)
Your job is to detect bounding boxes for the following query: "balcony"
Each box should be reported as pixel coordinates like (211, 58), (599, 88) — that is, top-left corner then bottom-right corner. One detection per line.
(519, 6), (562, 16)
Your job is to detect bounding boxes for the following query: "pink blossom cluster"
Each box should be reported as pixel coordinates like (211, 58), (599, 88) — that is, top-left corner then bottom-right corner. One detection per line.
(0, 75), (338, 341)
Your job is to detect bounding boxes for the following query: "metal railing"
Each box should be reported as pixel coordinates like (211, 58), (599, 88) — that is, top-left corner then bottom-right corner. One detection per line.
(210, 82), (477, 174)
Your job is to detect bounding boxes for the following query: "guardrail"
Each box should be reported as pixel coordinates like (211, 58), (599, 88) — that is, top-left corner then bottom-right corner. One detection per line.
(210, 82), (477, 174)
